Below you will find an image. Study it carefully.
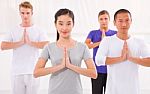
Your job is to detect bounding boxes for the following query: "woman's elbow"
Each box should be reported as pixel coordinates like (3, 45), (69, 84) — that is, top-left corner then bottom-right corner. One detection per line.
(91, 70), (97, 79)
(1, 44), (6, 50)
(92, 73), (97, 79)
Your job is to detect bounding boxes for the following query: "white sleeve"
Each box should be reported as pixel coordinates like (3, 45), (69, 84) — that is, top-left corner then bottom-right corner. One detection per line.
(2, 32), (13, 42)
(39, 30), (49, 41)
(95, 37), (109, 66)
(140, 41), (150, 57)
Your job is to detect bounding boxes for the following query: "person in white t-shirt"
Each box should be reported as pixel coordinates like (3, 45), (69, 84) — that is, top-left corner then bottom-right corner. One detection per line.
(1, 1), (49, 94)
(95, 9), (150, 94)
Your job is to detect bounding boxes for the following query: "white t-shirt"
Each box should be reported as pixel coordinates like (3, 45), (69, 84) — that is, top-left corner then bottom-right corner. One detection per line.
(95, 35), (150, 94)
(3, 25), (48, 75)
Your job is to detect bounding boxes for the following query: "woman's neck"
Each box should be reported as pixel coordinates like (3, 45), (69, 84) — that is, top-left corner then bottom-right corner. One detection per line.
(57, 38), (75, 48)
(100, 27), (108, 32)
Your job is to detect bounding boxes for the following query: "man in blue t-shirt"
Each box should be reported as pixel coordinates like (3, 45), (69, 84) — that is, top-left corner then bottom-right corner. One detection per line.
(85, 10), (117, 94)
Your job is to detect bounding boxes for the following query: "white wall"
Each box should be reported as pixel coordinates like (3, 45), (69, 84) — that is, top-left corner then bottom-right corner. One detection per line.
(0, 0), (150, 93)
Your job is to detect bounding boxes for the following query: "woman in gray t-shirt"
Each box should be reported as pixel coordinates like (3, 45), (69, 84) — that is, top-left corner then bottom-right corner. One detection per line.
(34, 8), (97, 94)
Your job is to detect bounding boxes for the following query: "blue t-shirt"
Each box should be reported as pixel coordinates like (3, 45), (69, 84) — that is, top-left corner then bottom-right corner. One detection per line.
(87, 29), (117, 73)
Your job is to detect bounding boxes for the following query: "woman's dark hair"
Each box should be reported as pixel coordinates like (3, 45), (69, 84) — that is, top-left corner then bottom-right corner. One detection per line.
(54, 8), (74, 41)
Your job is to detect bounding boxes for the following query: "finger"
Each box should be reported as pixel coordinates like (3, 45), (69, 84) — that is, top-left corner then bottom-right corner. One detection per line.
(64, 47), (66, 55)
(23, 28), (25, 35)
(62, 47), (65, 58)
(124, 40), (127, 46)
(65, 48), (69, 57)
(123, 41), (128, 50)
(63, 47), (66, 62)
(24, 28), (28, 40)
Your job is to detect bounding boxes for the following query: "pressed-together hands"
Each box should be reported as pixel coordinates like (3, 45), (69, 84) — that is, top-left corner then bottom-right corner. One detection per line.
(97, 28), (106, 46)
(1, 28), (48, 50)
(101, 28), (106, 39)
(34, 44), (97, 78)
(20, 28), (32, 45)
(58, 47), (97, 79)
(105, 40), (133, 65)
(1, 28), (32, 50)
(98, 28), (106, 45)
(121, 40), (134, 61)
(104, 40), (150, 66)
(121, 40), (130, 61)
(61, 47), (72, 69)
(85, 28), (106, 49)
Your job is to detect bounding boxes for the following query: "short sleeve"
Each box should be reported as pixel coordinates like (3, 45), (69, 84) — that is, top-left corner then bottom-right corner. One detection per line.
(2, 32), (13, 42)
(83, 44), (92, 60)
(39, 30), (49, 41)
(40, 44), (50, 60)
(87, 31), (93, 40)
(140, 41), (150, 57)
(95, 37), (109, 66)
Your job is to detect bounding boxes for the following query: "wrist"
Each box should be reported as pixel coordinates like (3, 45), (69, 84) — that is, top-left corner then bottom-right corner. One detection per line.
(60, 62), (65, 69)
(66, 63), (72, 69)
(120, 56), (126, 62)
(20, 40), (24, 45)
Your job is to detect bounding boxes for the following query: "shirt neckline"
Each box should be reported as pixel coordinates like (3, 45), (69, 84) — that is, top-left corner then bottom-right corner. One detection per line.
(55, 41), (78, 50)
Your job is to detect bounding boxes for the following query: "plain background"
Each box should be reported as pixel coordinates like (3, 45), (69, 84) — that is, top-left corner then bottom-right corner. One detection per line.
(0, 0), (150, 94)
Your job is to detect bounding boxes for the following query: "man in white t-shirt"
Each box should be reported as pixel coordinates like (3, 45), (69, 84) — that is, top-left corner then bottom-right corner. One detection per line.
(1, 1), (49, 94)
(95, 9), (150, 94)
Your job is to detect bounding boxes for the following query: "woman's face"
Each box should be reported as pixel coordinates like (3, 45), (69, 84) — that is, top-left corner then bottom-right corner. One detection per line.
(55, 14), (74, 39)
(98, 14), (110, 29)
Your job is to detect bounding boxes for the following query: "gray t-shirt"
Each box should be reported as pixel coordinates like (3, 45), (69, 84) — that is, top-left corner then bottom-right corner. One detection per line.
(40, 42), (92, 94)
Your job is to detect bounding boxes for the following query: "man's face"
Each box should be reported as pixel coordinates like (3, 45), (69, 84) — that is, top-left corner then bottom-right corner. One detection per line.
(114, 13), (132, 34)
(98, 14), (110, 29)
(19, 7), (33, 23)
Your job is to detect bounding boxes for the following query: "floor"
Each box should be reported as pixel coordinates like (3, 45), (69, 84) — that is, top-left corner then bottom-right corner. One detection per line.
(0, 89), (150, 94)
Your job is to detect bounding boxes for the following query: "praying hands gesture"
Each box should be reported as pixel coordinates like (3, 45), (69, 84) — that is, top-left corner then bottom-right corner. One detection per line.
(105, 40), (132, 65)
(61, 47), (71, 69)
(21, 28), (48, 48)
(122, 41), (150, 66)
(101, 28), (106, 39)
(21, 28), (31, 45)
(121, 40), (131, 61)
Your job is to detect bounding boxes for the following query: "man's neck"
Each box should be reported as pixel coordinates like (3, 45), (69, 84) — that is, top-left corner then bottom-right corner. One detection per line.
(116, 33), (129, 40)
(21, 21), (33, 27)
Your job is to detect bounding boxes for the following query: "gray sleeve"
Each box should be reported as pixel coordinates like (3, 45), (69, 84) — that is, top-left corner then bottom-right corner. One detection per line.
(83, 44), (92, 60)
(40, 45), (50, 61)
